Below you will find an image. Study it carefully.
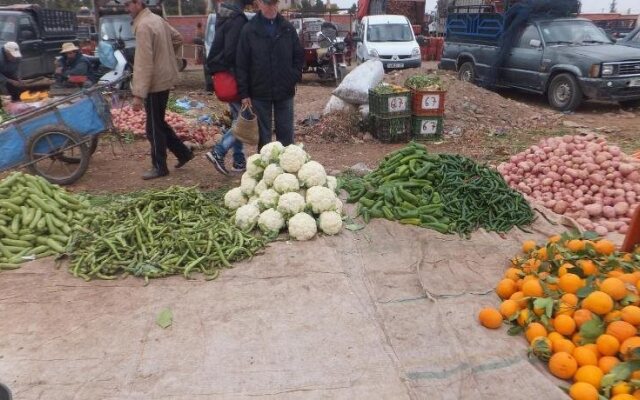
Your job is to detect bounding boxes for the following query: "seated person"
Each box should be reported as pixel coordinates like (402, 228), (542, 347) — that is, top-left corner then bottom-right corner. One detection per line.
(54, 42), (97, 87)
(0, 42), (24, 102)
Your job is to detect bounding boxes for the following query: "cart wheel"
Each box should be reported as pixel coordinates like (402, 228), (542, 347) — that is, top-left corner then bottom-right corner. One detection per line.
(26, 125), (90, 185)
(89, 136), (99, 155)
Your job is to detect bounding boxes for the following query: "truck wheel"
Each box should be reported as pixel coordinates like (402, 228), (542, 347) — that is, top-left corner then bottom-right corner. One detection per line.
(548, 73), (583, 112)
(458, 62), (475, 82)
(620, 99), (640, 109)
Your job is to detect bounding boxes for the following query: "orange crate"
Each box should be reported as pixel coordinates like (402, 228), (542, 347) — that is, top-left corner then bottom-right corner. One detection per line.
(411, 90), (446, 117)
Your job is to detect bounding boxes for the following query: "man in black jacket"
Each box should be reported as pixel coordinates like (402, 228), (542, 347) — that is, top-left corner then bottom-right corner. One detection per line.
(236, 0), (304, 150)
(204, 0), (252, 175)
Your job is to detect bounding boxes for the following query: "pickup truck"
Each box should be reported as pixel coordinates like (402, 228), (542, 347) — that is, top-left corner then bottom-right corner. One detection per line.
(440, 15), (640, 110)
(0, 4), (77, 79)
(619, 26), (640, 49)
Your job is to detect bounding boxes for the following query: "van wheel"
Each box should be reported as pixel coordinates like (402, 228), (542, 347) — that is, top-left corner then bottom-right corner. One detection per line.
(548, 73), (583, 111)
(458, 62), (475, 82)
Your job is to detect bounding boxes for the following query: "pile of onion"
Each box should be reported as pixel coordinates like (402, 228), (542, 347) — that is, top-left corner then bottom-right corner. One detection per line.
(498, 134), (640, 235)
(110, 106), (218, 144)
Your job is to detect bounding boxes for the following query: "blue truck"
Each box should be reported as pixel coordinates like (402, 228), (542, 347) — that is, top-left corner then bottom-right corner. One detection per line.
(439, 2), (640, 111)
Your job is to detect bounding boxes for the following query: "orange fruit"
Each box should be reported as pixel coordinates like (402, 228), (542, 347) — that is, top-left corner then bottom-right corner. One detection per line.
(504, 267), (522, 281)
(606, 310), (623, 323)
(567, 239), (586, 253)
(559, 263), (574, 277)
(554, 338), (576, 354)
(574, 365), (604, 389)
(530, 336), (553, 362)
(583, 291), (615, 315)
(584, 343), (600, 358)
(574, 309), (594, 328)
(517, 309), (530, 327)
(634, 389), (640, 399)
(594, 239), (616, 255)
(522, 279), (544, 297)
(559, 273), (584, 294)
(573, 333), (585, 346)
(549, 235), (561, 243)
(525, 322), (548, 344)
(577, 260), (598, 276)
(510, 291), (527, 309)
(610, 270), (625, 278)
(596, 334), (621, 356)
(537, 247), (548, 260)
(562, 293), (579, 306)
(573, 346), (598, 366)
(478, 308), (502, 329)
(598, 356), (620, 373)
(554, 314), (577, 336)
(522, 240), (537, 253)
(620, 274), (639, 285)
(549, 352), (578, 379)
(548, 331), (564, 344)
(622, 306), (640, 326)
(611, 394), (637, 400)
(620, 336), (640, 358)
(612, 382), (633, 395)
(499, 300), (519, 319)
(569, 382), (599, 400)
(600, 278), (628, 301)
(496, 278), (518, 299)
(606, 321), (638, 343)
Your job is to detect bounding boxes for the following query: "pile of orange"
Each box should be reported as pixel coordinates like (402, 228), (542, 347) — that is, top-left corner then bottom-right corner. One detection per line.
(479, 234), (640, 400)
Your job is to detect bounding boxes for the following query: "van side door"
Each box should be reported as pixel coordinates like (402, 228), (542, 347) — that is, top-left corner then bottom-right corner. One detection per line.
(503, 24), (545, 90)
(16, 13), (44, 79)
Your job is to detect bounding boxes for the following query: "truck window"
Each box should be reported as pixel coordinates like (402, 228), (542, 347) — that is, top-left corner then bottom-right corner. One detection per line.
(0, 16), (17, 42)
(539, 20), (612, 45)
(17, 16), (37, 40)
(367, 23), (412, 42)
(516, 25), (541, 48)
(101, 15), (135, 41)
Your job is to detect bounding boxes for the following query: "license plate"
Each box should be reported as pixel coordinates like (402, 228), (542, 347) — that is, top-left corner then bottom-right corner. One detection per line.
(387, 63), (404, 69)
(631, 79), (640, 87)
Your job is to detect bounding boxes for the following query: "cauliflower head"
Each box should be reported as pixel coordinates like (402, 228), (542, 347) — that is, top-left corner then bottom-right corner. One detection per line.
(298, 160), (327, 188)
(334, 198), (343, 214)
(277, 192), (306, 217)
(326, 176), (337, 192)
(262, 164), (284, 186)
(253, 180), (268, 196)
(260, 141), (285, 164)
(240, 173), (258, 196)
(224, 187), (247, 210)
(318, 211), (342, 235)
(258, 188), (279, 209)
(278, 144), (308, 173)
(306, 185), (337, 214)
(246, 154), (264, 179)
(234, 204), (260, 231)
(248, 196), (260, 209)
(258, 208), (285, 236)
(288, 212), (317, 241)
(273, 173), (300, 194)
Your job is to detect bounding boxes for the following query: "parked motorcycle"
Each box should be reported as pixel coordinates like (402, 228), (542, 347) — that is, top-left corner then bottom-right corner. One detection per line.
(315, 31), (348, 84)
(97, 36), (133, 90)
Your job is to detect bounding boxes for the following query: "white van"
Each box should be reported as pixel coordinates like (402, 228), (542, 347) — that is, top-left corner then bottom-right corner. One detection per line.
(355, 15), (421, 70)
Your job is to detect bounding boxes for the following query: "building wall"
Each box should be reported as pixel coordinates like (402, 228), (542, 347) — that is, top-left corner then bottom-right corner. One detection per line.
(166, 15), (208, 45)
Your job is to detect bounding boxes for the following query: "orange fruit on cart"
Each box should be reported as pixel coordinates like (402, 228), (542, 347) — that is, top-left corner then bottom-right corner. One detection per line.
(559, 263), (574, 277)
(606, 321), (638, 343)
(525, 322), (547, 344)
(621, 306), (640, 326)
(549, 352), (578, 379)
(594, 239), (616, 255)
(606, 310), (623, 323)
(559, 273), (584, 294)
(600, 278), (628, 301)
(499, 300), (519, 319)
(574, 309), (594, 328)
(583, 291), (614, 315)
(554, 338), (576, 354)
(567, 239), (585, 253)
(549, 235), (561, 243)
(612, 382), (633, 395)
(522, 279), (544, 297)
(554, 314), (577, 336)
(577, 260), (597, 276)
(573, 365), (604, 389)
(573, 346), (598, 366)
(569, 382), (599, 400)
(620, 336), (640, 358)
(598, 356), (620, 373)
(584, 343), (600, 358)
(596, 334), (620, 356)
(611, 394), (637, 400)
(517, 309), (530, 327)
(478, 308), (503, 329)
(510, 291), (527, 309)
(504, 267), (522, 281)
(496, 278), (518, 299)
(522, 240), (536, 253)
(548, 331), (564, 345)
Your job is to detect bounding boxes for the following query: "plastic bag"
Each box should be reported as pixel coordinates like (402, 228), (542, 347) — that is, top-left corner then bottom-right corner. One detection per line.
(332, 60), (384, 105)
(323, 95), (357, 116)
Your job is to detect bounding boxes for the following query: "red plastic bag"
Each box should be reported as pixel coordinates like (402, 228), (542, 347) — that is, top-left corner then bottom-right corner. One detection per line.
(213, 72), (240, 103)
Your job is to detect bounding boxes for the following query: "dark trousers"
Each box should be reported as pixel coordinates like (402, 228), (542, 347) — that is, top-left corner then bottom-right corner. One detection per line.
(3, 81), (23, 101)
(252, 97), (295, 151)
(144, 90), (192, 172)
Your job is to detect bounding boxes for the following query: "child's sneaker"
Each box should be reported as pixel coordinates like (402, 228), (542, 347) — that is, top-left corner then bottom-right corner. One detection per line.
(231, 162), (246, 173)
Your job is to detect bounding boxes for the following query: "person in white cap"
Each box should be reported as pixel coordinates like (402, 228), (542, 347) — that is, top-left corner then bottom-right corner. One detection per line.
(54, 42), (96, 87)
(0, 42), (24, 101)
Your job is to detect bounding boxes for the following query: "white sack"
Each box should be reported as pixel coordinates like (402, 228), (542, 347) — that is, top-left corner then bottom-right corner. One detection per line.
(332, 59), (384, 105)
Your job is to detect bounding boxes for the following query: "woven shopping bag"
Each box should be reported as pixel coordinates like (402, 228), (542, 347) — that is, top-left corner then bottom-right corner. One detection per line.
(232, 104), (259, 145)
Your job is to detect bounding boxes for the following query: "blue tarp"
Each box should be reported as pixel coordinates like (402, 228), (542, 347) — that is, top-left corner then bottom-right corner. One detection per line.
(0, 95), (108, 170)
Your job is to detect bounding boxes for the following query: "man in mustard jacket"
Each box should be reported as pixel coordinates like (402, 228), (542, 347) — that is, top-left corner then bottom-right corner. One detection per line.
(126, 0), (194, 180)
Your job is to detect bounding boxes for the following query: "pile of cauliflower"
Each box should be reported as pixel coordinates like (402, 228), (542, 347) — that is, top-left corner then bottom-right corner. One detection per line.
(223, 142), (343, 241)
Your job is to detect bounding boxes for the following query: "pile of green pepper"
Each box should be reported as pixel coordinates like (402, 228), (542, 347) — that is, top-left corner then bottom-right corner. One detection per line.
(68, 187), (264, 283)
(339, 143), (535, 236)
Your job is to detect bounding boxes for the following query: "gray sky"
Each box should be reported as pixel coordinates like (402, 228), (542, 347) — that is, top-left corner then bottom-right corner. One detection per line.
(333, 0), (640, 14)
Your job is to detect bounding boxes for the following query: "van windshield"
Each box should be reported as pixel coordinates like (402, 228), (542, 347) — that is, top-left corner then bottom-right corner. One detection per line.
(0, 15), (17, 42)
(100, 15), (134, 41)
(367, 23), (412, 42)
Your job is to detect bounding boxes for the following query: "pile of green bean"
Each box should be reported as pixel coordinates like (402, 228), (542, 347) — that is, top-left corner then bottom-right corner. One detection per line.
(68, 187), (264, 283)
(339, 143), (535, 236)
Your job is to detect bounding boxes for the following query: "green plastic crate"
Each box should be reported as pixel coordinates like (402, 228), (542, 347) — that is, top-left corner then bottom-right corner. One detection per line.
(412, 116), (443, 141)
(370, 115), (411, 143)
(368, 88), (412, 117)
